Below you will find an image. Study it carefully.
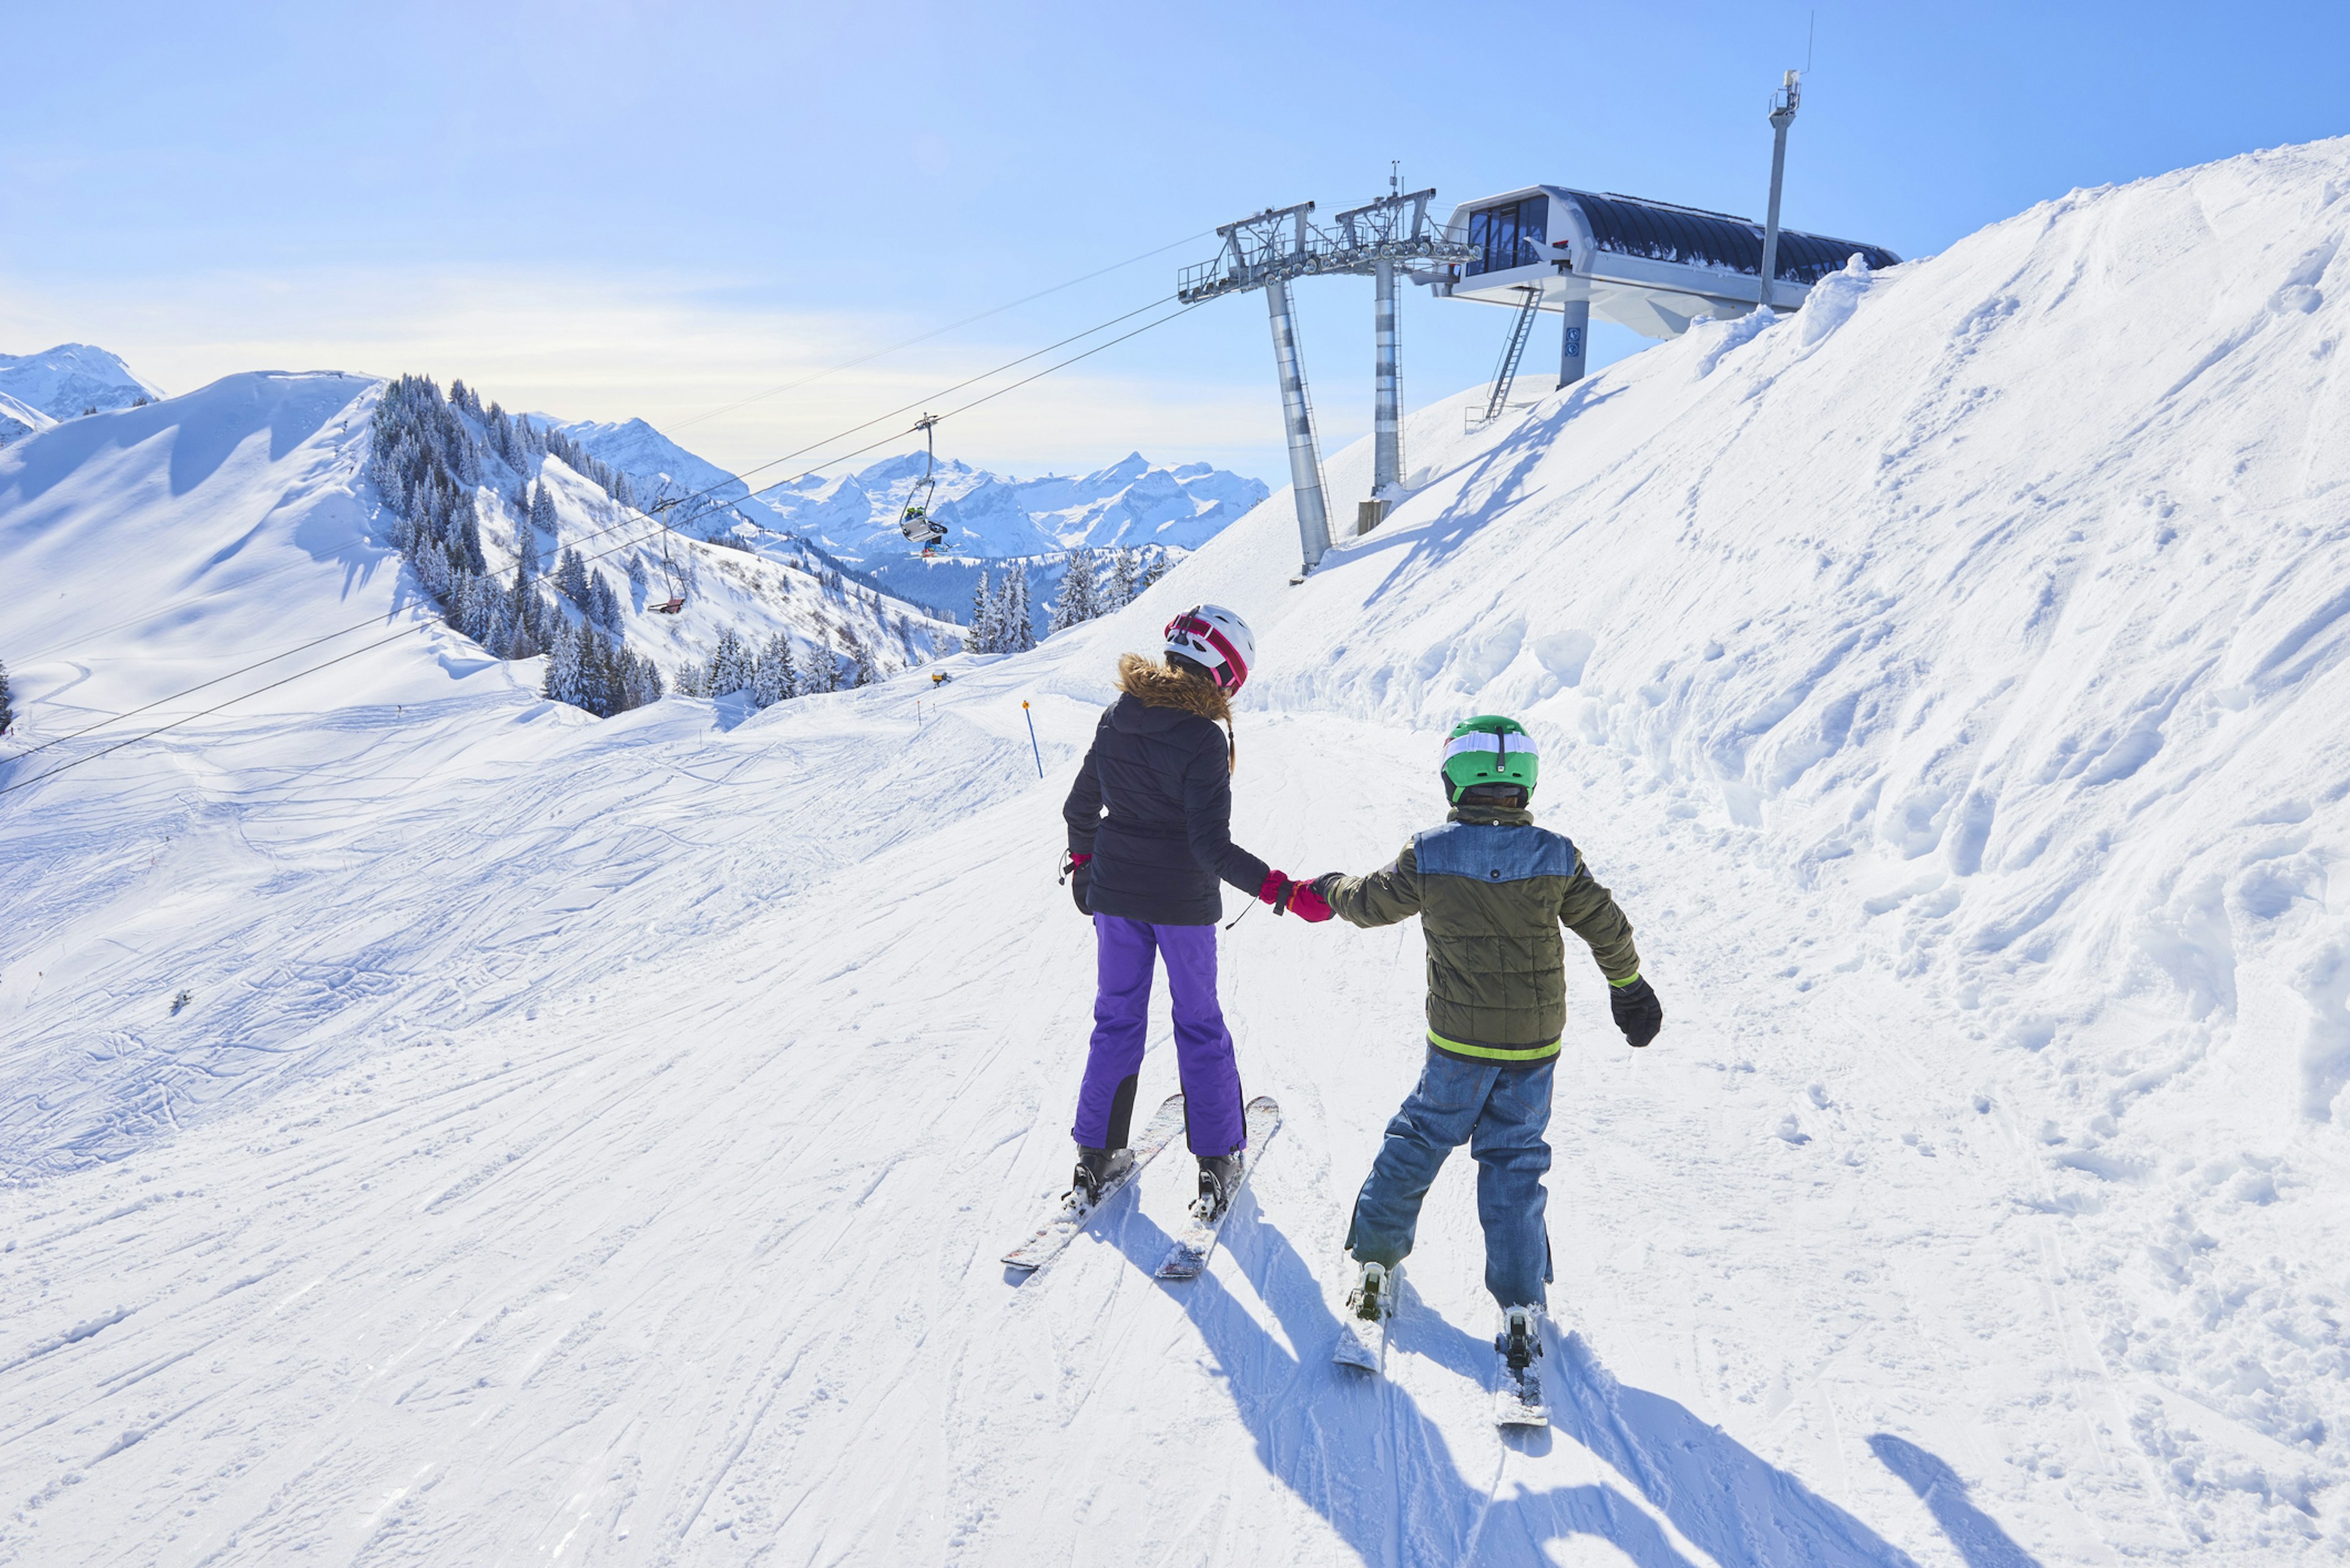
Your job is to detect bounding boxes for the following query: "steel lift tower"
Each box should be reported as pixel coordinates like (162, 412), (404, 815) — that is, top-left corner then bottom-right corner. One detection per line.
(1179, 203), (1339, 575)
(1326, 182), (1474, 529)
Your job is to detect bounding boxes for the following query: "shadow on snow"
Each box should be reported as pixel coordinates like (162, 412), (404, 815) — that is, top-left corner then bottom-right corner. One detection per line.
(1100, 1184), (2035, 1568)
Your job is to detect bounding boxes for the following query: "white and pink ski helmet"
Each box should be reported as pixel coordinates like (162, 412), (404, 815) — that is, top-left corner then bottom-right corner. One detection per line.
(1163, 603), (1255, 693)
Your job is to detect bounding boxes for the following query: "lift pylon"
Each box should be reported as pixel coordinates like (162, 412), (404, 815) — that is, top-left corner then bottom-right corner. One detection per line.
(1179, 203), (1335, 574)
(1326, 185), (1474, 523)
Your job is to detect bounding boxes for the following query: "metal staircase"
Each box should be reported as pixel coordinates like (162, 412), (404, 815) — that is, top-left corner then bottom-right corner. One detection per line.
(1472, 286), (1543, 426)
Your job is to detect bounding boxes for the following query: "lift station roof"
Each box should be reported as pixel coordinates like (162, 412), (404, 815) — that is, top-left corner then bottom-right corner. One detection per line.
(1423, 185), (1901, 338)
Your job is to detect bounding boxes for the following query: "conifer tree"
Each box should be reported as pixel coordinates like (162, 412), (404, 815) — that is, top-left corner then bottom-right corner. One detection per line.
(752, 633), (796, 707)
(0, 657), (13, 735)
(999, 564), (1036, 652)
(542, 625), (582, 706)
(1051, 551), (1098, 634)
(1102, 548), (1138, 611)
(530, 477), (558, 537)
(589, 571), (623, 632)
(516, 512), (543, 583)
(558, 548), (592, 613)
(969, 568), (998, 653)
(708, 627), (752, 697)
(627, 554), (649, 605)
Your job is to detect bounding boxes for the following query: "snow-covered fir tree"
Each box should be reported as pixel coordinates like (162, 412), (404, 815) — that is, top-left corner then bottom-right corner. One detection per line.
(516, 508), (543, 583)
(1100, 548), (1138, 613)
(968, 568), (999, 653)
(540, 622), (662, 718)
(0, 657), (12, 734)
(556, 548), (592, 614)
(588, 570), (624, 633)
(1050, 551), (1098, 634)
(751, 633), (797, 708)
(707, 627), (754, 698)
(998, 563), (1036, 652)
(627, 554), (649, 605)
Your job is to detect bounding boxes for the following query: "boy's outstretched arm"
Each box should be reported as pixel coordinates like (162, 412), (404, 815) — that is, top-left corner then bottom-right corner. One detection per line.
(1559, 854), (1662, 1045)
(1310, 844), (1424, 929)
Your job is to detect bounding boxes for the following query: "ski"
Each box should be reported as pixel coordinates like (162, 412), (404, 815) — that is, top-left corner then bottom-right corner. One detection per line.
(1154, 1096), (1283, 1281)
(1332, 1261), (1397, 1373)
(1001, 1094), (1185, 1273)
(1493, 1307), (1550, 1427)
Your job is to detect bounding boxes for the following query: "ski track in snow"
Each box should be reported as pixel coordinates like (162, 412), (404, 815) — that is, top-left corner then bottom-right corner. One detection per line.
(6, 138), (2350, 1564)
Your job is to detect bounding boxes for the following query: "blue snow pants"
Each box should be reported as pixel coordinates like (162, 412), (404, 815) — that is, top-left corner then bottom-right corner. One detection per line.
(1345, 1050), (1556, 1309)
(1071, 915), (1248, 1158)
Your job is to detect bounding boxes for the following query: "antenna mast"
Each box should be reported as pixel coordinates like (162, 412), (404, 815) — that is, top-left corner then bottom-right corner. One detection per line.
(1756, 66), (1802, 316)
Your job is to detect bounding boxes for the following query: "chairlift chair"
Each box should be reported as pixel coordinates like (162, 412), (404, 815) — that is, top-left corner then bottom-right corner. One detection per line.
(899, 414), (948, 556)
(648, 498), (691, 613)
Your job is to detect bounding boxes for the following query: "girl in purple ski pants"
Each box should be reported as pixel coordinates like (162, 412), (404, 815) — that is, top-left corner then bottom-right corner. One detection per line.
(1058, 622), (1330, 1189)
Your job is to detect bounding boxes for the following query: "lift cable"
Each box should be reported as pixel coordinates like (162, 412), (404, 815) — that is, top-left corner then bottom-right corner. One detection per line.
(660, 228), (1215, 435)
(0, 297), (1207, 802)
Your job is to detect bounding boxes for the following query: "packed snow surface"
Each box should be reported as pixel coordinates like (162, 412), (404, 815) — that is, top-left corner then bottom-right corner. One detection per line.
(4, 138), (2350, 1565)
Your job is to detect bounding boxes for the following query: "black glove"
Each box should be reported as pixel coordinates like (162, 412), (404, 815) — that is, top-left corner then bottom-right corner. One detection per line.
(1062, 851), (1093, 916)
(1610, 976), (1662, 1048)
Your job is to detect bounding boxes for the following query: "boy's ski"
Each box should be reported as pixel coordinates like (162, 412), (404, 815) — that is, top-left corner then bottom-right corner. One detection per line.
(1332, 1261), (1397, 1373)
(1493, 1307), (1549, 1427)
(1154, 1096), (1283, 1281)
(1002, 1094), (1185, 1273)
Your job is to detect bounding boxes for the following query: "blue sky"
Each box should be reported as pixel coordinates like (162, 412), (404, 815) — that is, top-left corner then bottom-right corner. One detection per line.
(4, 0), (2344, 484)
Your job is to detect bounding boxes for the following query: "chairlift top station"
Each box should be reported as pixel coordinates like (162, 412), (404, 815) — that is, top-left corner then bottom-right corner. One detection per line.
(1420, 185), (1901, 337)
(1181, 69), (1898, 578)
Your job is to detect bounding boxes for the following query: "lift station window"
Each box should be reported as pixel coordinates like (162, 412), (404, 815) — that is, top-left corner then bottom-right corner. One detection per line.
(1465, 196), (1549, 277)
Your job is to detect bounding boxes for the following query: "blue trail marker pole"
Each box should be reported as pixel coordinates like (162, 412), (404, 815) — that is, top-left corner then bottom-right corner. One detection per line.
(1022, 701), (1043, 778)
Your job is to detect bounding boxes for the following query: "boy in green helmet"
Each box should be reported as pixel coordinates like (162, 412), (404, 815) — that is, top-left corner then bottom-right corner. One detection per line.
(1308, 715), (1662, 1412)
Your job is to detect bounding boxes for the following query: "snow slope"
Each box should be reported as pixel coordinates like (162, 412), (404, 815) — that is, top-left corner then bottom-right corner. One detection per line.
(4, 136), (2349, 1566)
(0, 343), (163, 420)
(0, 392), (53, 446)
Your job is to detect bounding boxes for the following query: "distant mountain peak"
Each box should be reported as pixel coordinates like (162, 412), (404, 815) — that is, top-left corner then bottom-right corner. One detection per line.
(0, 343), (165, 421)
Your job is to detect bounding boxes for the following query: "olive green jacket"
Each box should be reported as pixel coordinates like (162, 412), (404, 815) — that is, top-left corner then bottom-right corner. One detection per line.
(1318, 804), (1639, 1065)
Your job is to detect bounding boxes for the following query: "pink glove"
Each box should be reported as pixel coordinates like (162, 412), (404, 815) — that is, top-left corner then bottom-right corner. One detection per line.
(1257, 870), (1334, 922)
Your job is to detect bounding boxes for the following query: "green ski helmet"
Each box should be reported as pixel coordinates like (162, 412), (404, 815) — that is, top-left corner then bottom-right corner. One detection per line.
(1441, 715), (1539, 804)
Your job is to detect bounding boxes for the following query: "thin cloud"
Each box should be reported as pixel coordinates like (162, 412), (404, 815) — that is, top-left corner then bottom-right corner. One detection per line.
(0, 266), (1286, 480)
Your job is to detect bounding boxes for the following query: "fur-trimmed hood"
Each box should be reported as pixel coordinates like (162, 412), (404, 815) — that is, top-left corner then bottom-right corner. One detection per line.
(1116, 652), (1231, 723)
(1115, 652), (1236, 771)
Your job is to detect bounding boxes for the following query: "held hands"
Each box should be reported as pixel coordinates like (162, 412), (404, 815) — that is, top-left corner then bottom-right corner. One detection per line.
(1610, 976), (1663, 1048)
(1258, 870), (1334, 924)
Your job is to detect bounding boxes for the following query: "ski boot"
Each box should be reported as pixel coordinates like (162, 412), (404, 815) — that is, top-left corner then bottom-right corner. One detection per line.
(1494, 1304), (1549, 1425)
(1347, 1260), (1397, 1324)
(1192, 1151), (1244, 1222)
(1067, 1145), (1131, 1210)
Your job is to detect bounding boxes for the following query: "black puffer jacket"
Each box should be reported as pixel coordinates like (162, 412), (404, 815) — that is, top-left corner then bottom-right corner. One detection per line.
(1064, 655), (1272, 925)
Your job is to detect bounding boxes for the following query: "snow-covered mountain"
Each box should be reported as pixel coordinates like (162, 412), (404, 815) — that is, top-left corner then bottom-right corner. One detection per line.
(0, 390), (54, 445)
(756, 446), (1269, 561)
(559, 415), (1266, 623)
(562, 414), (1266, 562)
(4, 138), (2349, 1566)
(0, 342), (163, 420)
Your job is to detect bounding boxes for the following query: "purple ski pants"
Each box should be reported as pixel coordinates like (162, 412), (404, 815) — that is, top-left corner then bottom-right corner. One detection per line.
(1071, 914), (1248, 1157)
